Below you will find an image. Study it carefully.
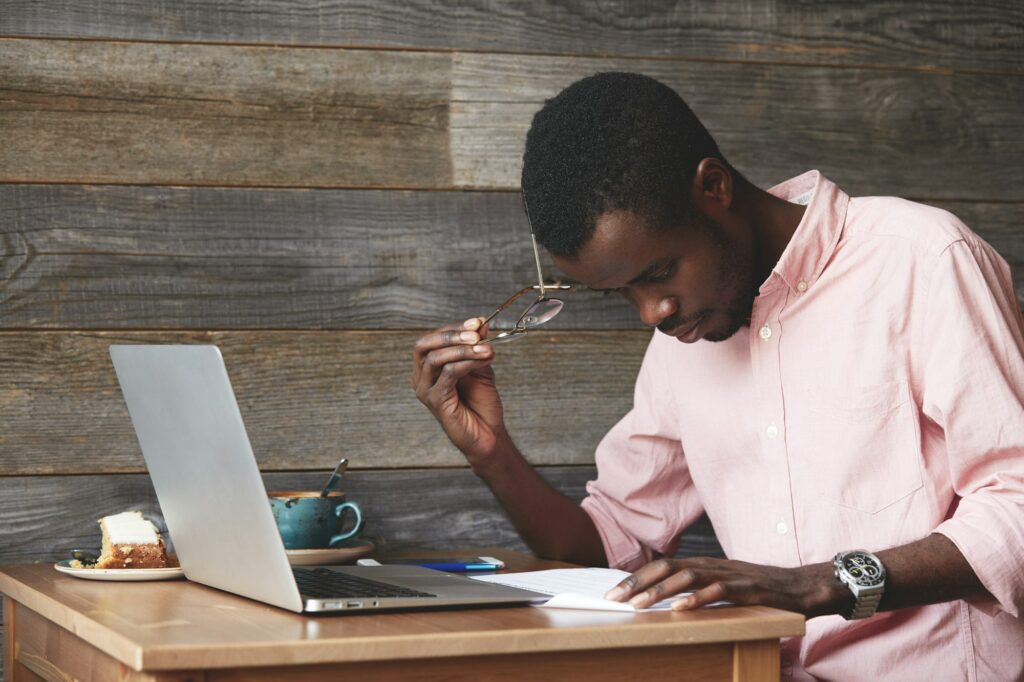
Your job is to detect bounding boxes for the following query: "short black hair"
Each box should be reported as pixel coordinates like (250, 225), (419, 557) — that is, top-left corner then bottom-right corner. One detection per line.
(521, 72), (726, 257)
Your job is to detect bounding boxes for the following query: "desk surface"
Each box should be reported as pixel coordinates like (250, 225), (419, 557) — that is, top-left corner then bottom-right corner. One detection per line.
(0, 549), (804, 672)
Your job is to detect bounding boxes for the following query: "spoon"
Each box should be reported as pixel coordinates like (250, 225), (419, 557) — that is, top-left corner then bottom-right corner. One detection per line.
(71, 549), (99, 565)
(319, 457), (348, 497)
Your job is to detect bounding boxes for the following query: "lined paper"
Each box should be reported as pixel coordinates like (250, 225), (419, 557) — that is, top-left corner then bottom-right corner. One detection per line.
(472, 567), (685, 611)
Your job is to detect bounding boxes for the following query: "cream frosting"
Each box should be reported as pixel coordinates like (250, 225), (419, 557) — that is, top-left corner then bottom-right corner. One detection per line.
(100, 511), (160, 545)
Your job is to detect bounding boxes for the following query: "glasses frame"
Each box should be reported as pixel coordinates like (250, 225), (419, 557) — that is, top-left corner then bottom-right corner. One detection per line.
(480, 194), (572, 344)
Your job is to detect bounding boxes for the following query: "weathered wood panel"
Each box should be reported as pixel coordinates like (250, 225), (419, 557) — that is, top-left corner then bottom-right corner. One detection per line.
(451, 53), (1024, 200)
(0, 1), (1019, 72)
(0, 330), (649, 475)
(0, 39), (451, 187)
(2, 39), (1022, 199)
(0, 185), (640, 330)
(0, 468), (586, 564)
(1, 186), (1019, 331)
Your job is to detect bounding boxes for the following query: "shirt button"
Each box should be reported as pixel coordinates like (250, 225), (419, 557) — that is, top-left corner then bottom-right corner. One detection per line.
(796, 280), (807, 292)
(766, 423), (779, 439)
(759, 324), (772, 340)
(776, 520), (788, 535)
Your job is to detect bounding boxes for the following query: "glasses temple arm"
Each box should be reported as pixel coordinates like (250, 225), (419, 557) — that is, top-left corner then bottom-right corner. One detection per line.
(529, 231), (545, 294)
(481, 286), (534, 326)
(522, 192), (546, 293)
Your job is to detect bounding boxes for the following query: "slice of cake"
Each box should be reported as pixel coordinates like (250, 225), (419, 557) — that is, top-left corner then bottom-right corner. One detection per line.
(94, 511), (169, 569)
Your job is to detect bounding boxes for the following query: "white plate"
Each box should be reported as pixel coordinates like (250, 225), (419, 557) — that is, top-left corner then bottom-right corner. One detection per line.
(54, 559), (185, 582)
(285, 538), (375, 566)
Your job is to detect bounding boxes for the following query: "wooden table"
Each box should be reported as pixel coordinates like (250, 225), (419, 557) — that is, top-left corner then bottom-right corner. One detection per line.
(1, 549), (803, 681)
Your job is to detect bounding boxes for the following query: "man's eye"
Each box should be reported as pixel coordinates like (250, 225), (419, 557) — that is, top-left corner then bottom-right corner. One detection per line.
(647, 263), (676, 282)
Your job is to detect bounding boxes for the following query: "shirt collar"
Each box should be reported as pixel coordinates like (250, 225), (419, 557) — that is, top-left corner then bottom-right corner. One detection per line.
(764, 170), (850, 295)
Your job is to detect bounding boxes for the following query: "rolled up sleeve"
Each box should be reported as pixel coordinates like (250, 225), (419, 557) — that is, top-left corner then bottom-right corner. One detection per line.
(921, 238), (1024, 616)
(580, 332), (704, 572)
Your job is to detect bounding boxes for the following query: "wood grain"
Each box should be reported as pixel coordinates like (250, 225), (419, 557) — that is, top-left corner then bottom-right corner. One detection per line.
(0, 469), (585, 565)
(1, 599), (9, 682)
(12, 601), (194, 682)
(0, 185), (641, 330)
(2, 39), (1022, 198)
(451, 53), (1024, 200)
(0, 38), (451, 187)
(0, 1), (1019, 72)
(0, 469), (722, 566)
(0, 561), (803, 671)
(1, 187), (1020, 331)
(206, 644), (735, 681)
(0, 330), (648, 474)
(733, 639), (781, 682)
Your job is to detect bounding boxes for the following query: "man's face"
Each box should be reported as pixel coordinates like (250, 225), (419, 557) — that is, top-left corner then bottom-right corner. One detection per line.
(552, 209), (759, 343)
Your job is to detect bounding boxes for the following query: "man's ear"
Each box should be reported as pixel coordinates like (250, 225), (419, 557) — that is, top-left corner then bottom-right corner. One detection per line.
(691, 157), (734, 215)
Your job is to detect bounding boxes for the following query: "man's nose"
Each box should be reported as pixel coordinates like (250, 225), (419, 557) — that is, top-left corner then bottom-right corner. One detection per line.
(633, 290), (677, 328)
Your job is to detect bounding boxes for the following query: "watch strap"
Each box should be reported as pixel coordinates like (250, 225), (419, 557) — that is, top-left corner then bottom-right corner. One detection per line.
(847, 586), (883, 620)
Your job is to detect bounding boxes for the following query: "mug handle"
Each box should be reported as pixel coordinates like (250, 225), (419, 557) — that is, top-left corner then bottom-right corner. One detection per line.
(329, 501), (363, 546)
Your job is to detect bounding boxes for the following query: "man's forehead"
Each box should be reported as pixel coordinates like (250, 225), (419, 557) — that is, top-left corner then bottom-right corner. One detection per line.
(554, 210), (660, 287)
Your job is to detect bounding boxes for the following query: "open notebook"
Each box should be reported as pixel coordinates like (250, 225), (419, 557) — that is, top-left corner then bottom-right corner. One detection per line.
(471, 567), (688, 611)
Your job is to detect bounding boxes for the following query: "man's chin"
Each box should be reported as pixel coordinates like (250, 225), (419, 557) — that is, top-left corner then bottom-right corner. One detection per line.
(696, 313), (745, 343)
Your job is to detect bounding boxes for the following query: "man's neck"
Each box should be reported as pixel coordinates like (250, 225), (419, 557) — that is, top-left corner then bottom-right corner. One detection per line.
(734, 178), (807, 285)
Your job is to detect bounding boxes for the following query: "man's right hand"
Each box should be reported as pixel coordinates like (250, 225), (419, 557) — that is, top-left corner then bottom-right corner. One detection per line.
(412, 316), (608, 567)
(412, 317), (508, 466)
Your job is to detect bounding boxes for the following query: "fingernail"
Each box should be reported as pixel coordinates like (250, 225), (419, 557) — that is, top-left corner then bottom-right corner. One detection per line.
(628, 596), (645, 607)
(464, 318), (481, 330)
(605, 587), (623, 600)
(473, 345), (488, 353)
(460, 331), (478, 343)
(672, 596), (693, 610)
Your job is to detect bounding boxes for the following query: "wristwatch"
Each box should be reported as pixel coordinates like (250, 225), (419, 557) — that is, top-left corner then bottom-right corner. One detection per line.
(833, 549), (886, 620)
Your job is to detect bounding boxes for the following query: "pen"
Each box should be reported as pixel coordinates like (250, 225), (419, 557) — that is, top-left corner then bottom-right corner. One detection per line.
(419, 562), (502, 572)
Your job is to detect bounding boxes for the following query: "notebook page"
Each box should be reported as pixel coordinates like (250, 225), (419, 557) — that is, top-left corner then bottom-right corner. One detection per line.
(471, 567), (685, 611)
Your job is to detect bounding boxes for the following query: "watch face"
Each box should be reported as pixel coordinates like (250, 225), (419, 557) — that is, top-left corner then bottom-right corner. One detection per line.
(842, 553), (885, 587)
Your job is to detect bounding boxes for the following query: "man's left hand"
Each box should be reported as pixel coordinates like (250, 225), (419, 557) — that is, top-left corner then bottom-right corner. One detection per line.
(604, 556), (844, 617)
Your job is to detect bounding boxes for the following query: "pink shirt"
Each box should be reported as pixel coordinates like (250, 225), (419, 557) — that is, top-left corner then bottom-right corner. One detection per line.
(580, 171), (1024, 680)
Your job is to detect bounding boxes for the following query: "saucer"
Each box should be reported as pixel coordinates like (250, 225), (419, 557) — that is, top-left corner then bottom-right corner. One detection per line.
(54, 559), (185, 582)
(285, 538), (374, 566)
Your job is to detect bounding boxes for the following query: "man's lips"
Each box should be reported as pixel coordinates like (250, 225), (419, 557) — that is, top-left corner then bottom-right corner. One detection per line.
(663, 312), (708, 342)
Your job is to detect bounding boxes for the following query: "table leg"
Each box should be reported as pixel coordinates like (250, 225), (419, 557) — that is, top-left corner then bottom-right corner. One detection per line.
(733, 639), (780, 682)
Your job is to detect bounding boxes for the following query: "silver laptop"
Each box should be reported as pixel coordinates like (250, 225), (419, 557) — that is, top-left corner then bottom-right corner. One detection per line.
(109, 344), (547, 614)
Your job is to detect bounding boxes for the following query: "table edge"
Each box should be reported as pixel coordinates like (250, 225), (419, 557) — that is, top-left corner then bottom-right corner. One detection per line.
(1, 563), (804, 671)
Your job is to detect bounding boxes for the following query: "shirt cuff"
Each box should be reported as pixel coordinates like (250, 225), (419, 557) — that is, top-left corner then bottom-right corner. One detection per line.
(934, 501), (1024, 618)
(581, 496), (651, 573)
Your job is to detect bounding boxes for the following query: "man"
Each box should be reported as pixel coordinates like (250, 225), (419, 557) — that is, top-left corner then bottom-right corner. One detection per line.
(412, 73), (1024, 679)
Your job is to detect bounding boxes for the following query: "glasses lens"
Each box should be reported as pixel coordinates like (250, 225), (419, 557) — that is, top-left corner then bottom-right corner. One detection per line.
(521, 298), (563, 328)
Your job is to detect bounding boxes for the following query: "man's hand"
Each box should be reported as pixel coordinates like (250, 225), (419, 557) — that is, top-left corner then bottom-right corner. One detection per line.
(412, 317), (509, 466)
(605, 556), (844, 617)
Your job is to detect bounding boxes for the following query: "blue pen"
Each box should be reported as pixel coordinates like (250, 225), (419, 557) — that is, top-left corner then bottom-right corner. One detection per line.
(418, 562), (502, 572)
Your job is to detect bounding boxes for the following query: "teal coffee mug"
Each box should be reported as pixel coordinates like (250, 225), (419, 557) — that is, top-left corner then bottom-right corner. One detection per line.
(268, 491), (363, 550)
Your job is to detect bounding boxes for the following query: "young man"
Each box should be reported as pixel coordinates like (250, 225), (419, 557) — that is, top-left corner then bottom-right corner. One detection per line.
(412, 73), (1024, 679)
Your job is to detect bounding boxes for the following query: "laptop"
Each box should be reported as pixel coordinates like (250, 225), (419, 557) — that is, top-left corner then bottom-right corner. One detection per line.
(109, 344), (547, 614)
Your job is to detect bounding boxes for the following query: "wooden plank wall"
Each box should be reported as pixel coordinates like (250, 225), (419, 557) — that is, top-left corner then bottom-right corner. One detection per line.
(1, 3), (1021, 676)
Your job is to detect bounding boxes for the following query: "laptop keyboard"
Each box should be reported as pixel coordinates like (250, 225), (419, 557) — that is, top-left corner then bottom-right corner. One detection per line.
(293, 568), (438, 600)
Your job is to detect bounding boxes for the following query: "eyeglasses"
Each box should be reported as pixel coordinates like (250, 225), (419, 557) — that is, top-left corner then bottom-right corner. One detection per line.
(480, 195), (572, 344)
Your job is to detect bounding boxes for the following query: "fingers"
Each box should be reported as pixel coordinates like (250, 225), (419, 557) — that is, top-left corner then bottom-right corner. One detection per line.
(627, 566), (703, 609)
(605, 558), (679, 602)
(671, 581), (727, 611)
(412, 317), (487, 388)
(431, 356), (493, 399)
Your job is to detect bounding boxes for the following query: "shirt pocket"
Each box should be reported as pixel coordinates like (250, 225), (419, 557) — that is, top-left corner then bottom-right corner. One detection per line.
(794, 379), (923, 514)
